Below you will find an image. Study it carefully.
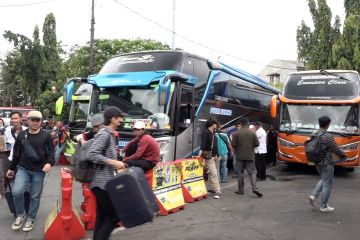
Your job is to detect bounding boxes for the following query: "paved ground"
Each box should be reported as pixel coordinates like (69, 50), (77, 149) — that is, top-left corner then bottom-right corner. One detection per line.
(1, 163), (359, 240)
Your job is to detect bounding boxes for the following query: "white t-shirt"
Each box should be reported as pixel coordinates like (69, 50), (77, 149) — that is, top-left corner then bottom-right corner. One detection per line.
(4, 125), (27, 161)
(255, 127), (267, 154)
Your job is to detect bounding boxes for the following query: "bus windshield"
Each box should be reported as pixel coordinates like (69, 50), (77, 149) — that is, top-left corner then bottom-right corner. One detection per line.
(280, 104), (359, 134)
(71, 100), (89, 123)
(90, 85), (173, 130)
(99, 52), (183, 74)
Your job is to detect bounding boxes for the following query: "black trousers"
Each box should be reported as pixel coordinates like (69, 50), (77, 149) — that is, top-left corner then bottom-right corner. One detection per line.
(125, 160), (156, 172)
(255, 153), (267, 180)
(91, 187), (118, 240)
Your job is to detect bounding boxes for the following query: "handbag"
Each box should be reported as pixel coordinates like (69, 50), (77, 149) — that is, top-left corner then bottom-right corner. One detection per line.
(201, 134), (214, 160)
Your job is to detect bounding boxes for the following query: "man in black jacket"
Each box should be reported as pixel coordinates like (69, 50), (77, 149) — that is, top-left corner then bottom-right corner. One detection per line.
(7, 111), (54, 232)
(200, 118), (221, 199)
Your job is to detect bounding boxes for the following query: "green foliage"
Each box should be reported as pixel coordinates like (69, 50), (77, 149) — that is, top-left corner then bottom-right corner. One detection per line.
(297, 0), (360, 73)
(269, 82), (284, 91)
(64, 38), (170, 77)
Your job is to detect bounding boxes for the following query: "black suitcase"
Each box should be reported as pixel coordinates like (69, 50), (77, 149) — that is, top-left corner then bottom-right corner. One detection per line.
(105, 167), (159, 228)
(4, 178), (30, 216)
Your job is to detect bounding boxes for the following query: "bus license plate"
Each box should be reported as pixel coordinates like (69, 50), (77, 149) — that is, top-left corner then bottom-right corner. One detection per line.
(118, 141), (129, 148)
(308, 162), (315, 166)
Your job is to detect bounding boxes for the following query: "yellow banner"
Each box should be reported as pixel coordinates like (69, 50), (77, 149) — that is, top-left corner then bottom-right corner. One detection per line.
(152, 163), (184, 210)
(44, 201), (59, 233)
(152, 164), (181, 190)
(181, 159), (207, 199)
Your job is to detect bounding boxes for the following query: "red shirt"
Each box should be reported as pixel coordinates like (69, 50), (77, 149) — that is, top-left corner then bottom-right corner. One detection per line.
(123, 134), (160, 164)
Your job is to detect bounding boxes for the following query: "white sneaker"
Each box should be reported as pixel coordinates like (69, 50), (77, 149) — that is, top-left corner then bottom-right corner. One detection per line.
(22, 220), (34, 232)
(308, 195), (316, 207)
(214, 192), (221, 199)
(320, 205), (334, 212)
(11, 215), (26, 231)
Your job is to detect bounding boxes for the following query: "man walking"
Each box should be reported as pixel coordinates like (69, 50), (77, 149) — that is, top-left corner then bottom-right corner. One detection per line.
(7, 111), (54, 232)
(215, 125), (232, 183)
(200, 118), (221, 199)
(254, 121), (267, 181)
(232, 117), (263, 197)
(87, 106), (126, 240)
(308, 116), (346, 212)
(229, 121), (241, 178)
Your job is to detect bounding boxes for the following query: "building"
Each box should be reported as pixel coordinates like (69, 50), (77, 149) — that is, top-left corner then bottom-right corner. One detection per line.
(258, 59), (305, 84)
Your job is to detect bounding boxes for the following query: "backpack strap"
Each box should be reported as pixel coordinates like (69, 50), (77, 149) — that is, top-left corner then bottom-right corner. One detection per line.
(11, 127), (17, 140)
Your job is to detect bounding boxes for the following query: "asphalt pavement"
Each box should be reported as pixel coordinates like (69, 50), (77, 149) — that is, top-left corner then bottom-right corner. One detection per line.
(0, 163), (359, 240)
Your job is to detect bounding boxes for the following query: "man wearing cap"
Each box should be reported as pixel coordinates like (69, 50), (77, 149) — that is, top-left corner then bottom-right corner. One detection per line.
(122, 121), (160, 171)
(87, 106), (127, 239)
(6, 110), (55, 232)
(77, 113), (105, 144)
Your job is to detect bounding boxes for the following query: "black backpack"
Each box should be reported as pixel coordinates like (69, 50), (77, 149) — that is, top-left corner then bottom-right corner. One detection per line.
(304, 131), (325, 163)
(73, 132), (110, 183)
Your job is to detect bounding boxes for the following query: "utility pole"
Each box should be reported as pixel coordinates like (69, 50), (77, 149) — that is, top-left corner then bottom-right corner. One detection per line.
(172, 0), (176, 50)
(89, 0), (95, 75)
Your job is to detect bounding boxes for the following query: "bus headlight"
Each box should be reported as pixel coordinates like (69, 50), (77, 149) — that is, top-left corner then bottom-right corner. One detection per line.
(279, 138), (296, 148)
(339, 142), (360, 151)
(157, 140), (169, 150)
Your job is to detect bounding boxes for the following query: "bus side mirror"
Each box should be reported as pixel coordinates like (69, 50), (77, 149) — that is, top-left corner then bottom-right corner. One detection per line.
(158, 78), (171, 106)
(63, 80), (75, 104)
(55, 96), (64, 115)
(270, 95), (278, 119)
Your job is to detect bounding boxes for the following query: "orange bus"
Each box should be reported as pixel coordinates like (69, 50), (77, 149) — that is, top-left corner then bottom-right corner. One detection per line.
(270, 70), (360, 170)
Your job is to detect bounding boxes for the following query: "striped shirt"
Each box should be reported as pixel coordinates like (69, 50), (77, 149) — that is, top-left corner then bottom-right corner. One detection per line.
(318, 129), (346, 166)
(87, 126), (117, 190)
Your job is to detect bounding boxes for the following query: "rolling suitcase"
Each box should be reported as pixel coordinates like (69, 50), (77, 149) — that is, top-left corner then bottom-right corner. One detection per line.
(105, 167), (159, 228)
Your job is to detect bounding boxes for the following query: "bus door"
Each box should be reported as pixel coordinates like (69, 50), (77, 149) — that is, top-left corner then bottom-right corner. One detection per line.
(174, 83), (195, 159)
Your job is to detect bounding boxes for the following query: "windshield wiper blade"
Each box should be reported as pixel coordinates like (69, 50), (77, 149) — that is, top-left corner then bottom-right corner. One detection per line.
(327, 131), (353, 137)
(320, 69), (351, 81)
(282, 129), (297, 135)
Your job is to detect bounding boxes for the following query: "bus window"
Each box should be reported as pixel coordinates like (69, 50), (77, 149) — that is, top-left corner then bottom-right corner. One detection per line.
(183, 57), (194, 77)
(194, 59), (210, 85)
(178, 86), (194, 132)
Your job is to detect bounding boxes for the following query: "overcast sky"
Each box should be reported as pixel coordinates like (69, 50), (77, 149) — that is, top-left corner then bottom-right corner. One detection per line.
(0, 0), (345, 74)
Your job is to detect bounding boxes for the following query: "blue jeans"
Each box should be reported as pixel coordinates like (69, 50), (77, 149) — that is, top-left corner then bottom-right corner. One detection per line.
(216, 154), (228, 182)
(54, 143), (66, 163)
(12, 166), (45, 220)
(233, 155), (238, 175)
(311, 164), (334, 208)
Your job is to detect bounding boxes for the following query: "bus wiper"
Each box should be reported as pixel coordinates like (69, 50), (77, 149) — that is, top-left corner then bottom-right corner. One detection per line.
(282, 129), (297, 135)
(327, 131), (353, 137)
(320, 69), (351, 81)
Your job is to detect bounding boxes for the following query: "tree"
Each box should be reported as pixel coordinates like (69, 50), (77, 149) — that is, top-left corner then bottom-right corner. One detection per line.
(2, 27), (45, 105)
(0, 51), (28, 106)
(297, 0), (360, 73)
(42, 13), (62, 90)
(297, 0), (337, 70)
(64, 38), (170, 78)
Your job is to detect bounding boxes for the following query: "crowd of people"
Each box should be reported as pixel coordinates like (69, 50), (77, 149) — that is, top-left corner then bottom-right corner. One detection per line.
(0, 108), (347, 239)
(200, 115), (345, 215)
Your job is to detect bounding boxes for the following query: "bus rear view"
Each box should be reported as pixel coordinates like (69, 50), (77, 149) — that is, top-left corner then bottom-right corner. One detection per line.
(275, 70), (360, 169)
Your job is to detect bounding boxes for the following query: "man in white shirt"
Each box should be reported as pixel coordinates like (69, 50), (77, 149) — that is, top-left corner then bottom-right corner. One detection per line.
(0, 112), (27, 183)
(254, 121), (267, 181)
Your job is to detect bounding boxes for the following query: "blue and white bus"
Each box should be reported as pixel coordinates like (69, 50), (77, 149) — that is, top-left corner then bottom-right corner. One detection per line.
(63, 50), (280, 162)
